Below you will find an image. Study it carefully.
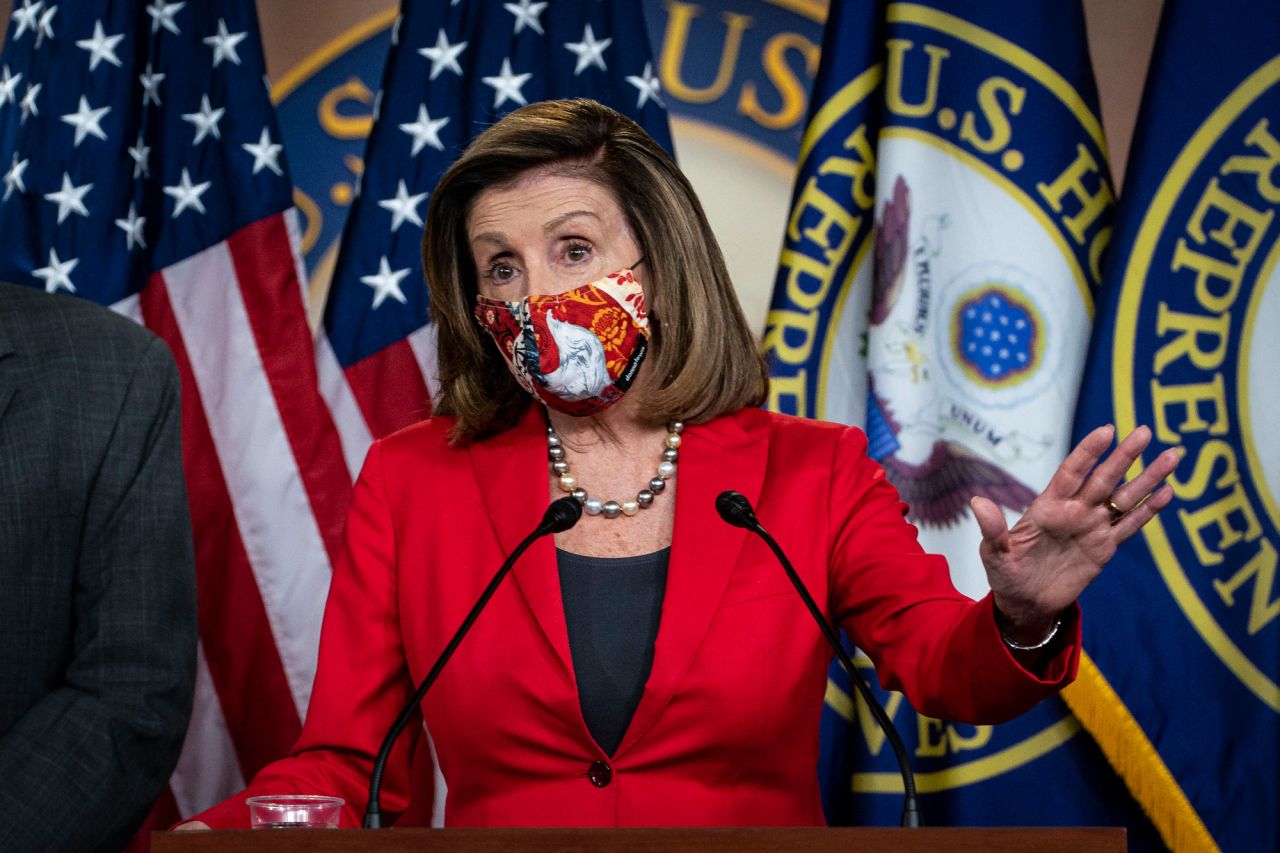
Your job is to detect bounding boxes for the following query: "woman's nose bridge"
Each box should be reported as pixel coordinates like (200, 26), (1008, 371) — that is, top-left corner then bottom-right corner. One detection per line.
(526, 261), (556, 297)
(526, 259), (583, 298)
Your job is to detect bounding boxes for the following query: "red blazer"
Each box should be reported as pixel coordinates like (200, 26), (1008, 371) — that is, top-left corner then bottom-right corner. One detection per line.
(196, 406), (1079, 828)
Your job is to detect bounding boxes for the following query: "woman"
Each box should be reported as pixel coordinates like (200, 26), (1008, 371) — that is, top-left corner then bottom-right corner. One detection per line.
(183, 99), (1178, 829)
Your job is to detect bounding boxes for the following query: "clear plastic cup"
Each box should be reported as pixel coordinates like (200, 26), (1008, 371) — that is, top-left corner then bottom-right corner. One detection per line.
(246, 795), (344, 829)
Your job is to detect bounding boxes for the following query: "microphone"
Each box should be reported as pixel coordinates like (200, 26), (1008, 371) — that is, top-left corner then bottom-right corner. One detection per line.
(715, 490), (921, 828)
(363, 496), (582, 828)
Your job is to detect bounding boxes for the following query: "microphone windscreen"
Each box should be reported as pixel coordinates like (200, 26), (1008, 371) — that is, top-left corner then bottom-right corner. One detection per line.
(542, 496), (583, 533)
(715, 490), (757, 529)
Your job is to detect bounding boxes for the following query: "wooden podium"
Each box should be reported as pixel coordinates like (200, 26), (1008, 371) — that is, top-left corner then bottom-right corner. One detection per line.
(155, 827), (1125, 852)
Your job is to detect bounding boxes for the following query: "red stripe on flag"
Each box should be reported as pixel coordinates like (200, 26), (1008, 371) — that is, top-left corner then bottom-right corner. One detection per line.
(344, 339), (433, 439)
(226, 214), (351, 565)
(140, 277), (302, 779)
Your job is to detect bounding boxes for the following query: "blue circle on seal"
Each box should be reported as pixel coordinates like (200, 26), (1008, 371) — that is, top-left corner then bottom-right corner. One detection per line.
(954, 288), (1039, 384)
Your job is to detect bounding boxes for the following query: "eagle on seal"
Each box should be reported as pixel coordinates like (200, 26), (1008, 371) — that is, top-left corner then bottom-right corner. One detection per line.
(867, 175), (1038, 527)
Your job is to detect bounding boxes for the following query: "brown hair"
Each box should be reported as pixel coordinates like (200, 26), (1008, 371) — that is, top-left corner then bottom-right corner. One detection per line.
(423, 98), (768, 444)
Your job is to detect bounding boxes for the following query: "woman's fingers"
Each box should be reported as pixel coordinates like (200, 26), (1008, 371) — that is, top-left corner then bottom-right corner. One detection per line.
(1111, 482), (1175, 541)
(1079, 426), (1154, 504)
(1108, 445), (1181, 516)
(1043, 424), (1115, 500)
(971, 496), (1010, 548)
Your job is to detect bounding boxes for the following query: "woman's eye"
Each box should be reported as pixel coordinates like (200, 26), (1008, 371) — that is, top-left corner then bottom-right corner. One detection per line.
(565, 244), (590, 263)
(489, 263), (517, 283)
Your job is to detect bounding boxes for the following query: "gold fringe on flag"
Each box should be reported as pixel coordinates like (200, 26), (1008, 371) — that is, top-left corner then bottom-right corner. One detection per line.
(1062, 652), (1219, 852)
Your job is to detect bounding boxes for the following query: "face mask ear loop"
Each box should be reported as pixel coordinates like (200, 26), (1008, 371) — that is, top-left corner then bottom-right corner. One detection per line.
(630, 256), (645, 270)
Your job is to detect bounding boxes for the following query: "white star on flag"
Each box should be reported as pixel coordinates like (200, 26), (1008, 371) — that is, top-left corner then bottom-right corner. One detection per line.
(419, 29), (468, 80)
(140, 64), (165, 106)
(626, 62), (663, 109)
(483, 58), (532, 109)
(164, 167), (211, 217)
(399, 104), (449, 156)
(33, 247), (77, 294)
(19, 82), (41, 123)
(60, 95), (111, 146)
(10, 1), (42, 42)
(128, 133), (151, 179)
(35, 4), (57, 48)
(378, 180), (428, 232)
(182, 94), (225, 145)
(204, 18), (247, 67)
(504, 0), (547, 36)
(115, 203), (147, 251)
(147, 1), (184, 36)
(76, 20), (125, 71)
(565, 24), (612, 75)
(3, 154), (28, 200)
(242, 126), (284, 176)
(361, 256), (411, 309)
(0, 67), (22, 106)
(43, 172), (92, 223)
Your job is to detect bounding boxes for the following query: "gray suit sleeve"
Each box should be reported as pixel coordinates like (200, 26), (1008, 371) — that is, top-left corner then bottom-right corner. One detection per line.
(0, 336), (197, 853)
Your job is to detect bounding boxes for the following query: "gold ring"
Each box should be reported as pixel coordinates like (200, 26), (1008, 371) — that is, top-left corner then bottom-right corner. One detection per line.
(1105, 498), (1126, 524)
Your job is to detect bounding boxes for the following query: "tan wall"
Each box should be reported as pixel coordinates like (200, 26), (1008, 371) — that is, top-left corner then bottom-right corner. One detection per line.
(1082, 0), (1164, 188)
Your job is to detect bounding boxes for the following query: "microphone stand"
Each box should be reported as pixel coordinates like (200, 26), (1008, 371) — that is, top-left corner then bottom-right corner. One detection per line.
(362, 497), (582, 828)
(716, 490), (921, 828)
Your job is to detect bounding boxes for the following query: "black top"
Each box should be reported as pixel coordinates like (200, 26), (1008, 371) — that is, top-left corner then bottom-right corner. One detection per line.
(557, 547), (670, 757)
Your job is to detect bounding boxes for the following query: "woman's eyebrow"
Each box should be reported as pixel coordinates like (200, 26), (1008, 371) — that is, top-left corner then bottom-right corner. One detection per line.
(543, 210), (600, 233)
(469, 231), (507, 248)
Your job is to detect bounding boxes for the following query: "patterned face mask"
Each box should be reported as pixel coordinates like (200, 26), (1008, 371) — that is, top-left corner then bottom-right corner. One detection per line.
(474, 261), (650, 416)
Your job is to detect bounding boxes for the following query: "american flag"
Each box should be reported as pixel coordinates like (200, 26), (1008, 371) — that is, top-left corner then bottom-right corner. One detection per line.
(317, 0), (673, 471)
(0, 0), (351, 838)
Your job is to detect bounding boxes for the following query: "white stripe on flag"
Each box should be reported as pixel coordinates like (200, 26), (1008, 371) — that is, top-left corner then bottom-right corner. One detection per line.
(110, 293), (143, 324)
(406, 322), (441, 403)
(423, 724), (448, 828)
(171, 644), (247, 817)
(162, 244), (330, 718)
(283, 207), (313, 303)
(315, 329), (373, 479)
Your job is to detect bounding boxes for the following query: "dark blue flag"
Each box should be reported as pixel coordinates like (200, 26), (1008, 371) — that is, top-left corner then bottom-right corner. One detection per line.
(766, 1), (1161, 843)
(313, 0), (673, 476)
(1069, 2), (1280, 850)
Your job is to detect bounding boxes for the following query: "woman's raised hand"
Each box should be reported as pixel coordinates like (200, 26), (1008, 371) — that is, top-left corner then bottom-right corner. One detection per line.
(970, 424), (1180, 644)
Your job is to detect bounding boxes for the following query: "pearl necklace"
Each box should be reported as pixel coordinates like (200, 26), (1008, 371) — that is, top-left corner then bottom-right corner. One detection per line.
(548, 421), (683, 519)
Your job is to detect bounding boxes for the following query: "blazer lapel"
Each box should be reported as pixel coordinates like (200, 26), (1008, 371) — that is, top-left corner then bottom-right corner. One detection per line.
(467, 405), (576, 678)
(614, 410), (769, 759)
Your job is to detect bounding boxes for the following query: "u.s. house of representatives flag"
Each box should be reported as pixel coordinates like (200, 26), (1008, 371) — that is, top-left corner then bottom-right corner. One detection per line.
(765, 0), (1159, 840)
(1067, 2), (1280, 850)
(316, 0), (673, 475)
(0, 0), (351, 832)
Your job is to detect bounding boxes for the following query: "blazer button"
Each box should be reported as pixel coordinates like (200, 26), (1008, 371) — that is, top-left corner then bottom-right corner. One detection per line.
(587, 760), (612, 787)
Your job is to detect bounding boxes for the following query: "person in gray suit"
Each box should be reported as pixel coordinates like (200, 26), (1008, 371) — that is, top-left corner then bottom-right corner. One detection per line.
(0, 283), (197, 851)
